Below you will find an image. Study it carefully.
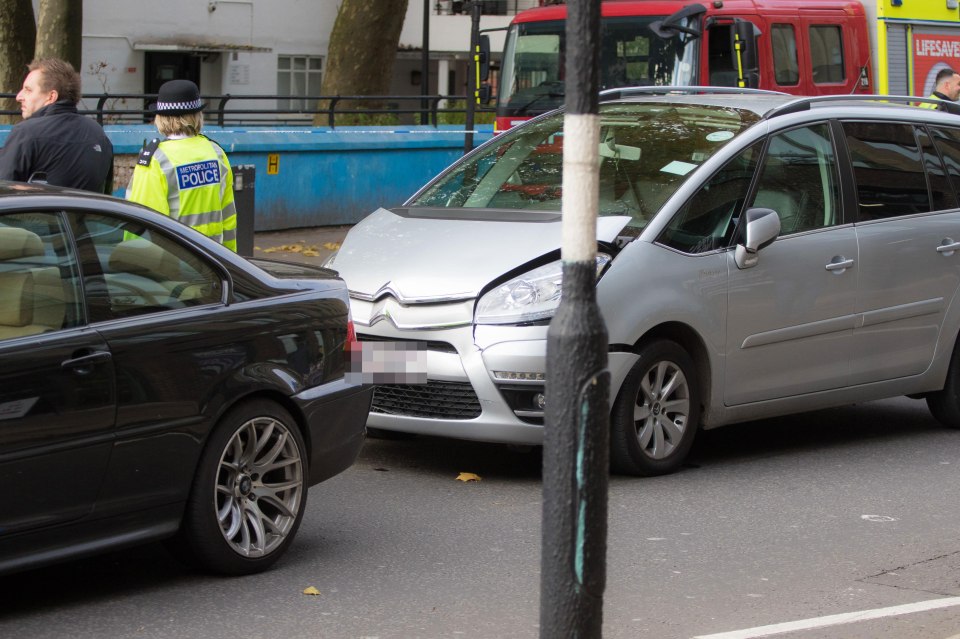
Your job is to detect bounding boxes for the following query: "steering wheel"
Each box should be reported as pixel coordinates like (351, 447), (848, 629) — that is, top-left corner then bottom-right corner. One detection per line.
(108, 279), (165, 307)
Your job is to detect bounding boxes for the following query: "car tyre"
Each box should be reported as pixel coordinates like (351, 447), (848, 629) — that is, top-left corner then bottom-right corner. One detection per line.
(175, 399), (309, 575)
(927, 342), (960, 428)
(610, 340), (699, 476)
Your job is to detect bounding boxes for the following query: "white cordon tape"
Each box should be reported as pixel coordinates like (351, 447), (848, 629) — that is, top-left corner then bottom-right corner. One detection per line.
(561, 113), (600, 263)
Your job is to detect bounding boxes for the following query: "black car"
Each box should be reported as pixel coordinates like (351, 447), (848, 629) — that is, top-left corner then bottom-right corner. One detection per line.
(0, 183), (372, 575)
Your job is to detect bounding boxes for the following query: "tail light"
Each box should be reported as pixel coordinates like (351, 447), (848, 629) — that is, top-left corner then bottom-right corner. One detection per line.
(345, 317), (357, 351)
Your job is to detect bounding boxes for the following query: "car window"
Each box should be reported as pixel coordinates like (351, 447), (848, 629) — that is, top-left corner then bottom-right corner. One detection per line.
(771, 24), (799, 86)
(70, 212), (224, 321)
(930, 126), (960, 209)
(918, 127), (957, 212)
(706, 23), (739, 87)
(748, 123), (841, 234)
(843, 121), (931, 220)
(809, 25), (845, 84)
(411, 102), (760, 228)
(659, 140), (763, 254)
(0, 212), (83, 341)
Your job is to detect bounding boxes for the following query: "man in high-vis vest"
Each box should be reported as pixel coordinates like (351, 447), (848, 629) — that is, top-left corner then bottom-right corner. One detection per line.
(127, 79), (237, 251)
(920, 68), (960, 110)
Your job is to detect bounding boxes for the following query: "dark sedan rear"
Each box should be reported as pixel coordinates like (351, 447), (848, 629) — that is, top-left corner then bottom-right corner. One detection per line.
(0, 183), (372, 575)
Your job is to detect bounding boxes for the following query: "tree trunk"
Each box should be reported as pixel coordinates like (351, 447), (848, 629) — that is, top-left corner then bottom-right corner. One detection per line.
(314, 0), (408, 125)
(0, 0), (35, 124)
(35, 0), (82, 70)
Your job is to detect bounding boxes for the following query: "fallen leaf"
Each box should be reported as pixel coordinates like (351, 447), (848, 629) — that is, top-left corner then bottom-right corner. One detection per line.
(303, 586), (321, 596)
(323, 242), (342, 251)
(262, 246), (280, 253)
(285, 244), (304, 253)
(302, 249), (320, 257)
(456, 472), (481, 482)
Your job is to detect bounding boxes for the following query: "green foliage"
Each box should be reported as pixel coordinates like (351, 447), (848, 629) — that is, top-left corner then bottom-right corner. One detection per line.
(437, 100), (496, 125)
(331, 111), (401, 126)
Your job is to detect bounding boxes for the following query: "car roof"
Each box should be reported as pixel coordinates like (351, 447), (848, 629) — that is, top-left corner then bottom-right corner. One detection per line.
(602, 88), (793, 117)
(0, 180), (170, 225)
(0, 179), (249, 265)
(0, 180), (118, 201)
(0, 180), (207, 238)
(598, 87), (960, 121)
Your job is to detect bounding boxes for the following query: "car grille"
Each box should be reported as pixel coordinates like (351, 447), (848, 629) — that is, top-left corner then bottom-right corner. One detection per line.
(371, 381), (482, 419)
(357, 333), (457, 354)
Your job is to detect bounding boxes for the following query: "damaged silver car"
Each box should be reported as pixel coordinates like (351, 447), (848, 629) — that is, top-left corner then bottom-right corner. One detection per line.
(329, 90), (960, 475)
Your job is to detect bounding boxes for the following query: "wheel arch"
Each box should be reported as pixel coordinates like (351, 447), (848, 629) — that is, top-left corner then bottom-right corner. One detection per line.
(205, 389), (313, 465)
(629, 321), (714, 426)
(935, 323), (960, 390)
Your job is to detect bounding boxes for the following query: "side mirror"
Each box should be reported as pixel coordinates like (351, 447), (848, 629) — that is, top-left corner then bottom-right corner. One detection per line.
(478, 84), (492, 103)
(478, 35), (491, 82)
(598, 138), (641, 161)
(735, 207), (780, 269)
(650, 2), (707, 39)
(733, 19), (761, 89)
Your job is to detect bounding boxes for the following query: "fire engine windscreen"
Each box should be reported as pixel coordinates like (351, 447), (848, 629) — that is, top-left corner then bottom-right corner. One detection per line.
(498, 15), (696, 119)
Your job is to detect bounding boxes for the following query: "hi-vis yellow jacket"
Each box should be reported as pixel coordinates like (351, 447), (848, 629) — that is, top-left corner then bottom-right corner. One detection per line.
(127, 135), (237, 251)
(919, 92), (949, 110)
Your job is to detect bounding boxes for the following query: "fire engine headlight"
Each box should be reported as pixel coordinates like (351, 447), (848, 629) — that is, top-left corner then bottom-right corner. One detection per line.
(474, 254), (611, 325)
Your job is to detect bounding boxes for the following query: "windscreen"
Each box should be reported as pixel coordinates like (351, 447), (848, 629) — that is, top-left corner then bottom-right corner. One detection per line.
(412, 102), (760, 228)
(497, 16), (694, 119)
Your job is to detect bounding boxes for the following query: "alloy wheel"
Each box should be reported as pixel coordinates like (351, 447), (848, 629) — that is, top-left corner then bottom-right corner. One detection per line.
(215, 416), (304, 557)
(634, 360), (690, 460)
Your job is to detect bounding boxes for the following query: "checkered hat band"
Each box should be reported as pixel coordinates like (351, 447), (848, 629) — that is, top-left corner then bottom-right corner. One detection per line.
(157, 98), (203, 111)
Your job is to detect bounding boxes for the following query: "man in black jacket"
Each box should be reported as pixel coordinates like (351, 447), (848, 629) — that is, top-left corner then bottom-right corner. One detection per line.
(0, 58), (113, 194)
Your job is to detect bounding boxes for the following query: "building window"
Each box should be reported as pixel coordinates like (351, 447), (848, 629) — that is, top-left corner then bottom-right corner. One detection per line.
(277, 55), (323, 111)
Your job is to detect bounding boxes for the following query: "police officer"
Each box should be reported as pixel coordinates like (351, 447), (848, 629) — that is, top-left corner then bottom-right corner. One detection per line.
(0, 58), (113, 193)
(920, 67), (960, 109)
(127, 79), (237, 251)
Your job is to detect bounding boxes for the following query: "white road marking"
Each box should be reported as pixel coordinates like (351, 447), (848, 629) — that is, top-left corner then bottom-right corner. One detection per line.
(861, 514), (898, 522)
(692, 597), (960, 639)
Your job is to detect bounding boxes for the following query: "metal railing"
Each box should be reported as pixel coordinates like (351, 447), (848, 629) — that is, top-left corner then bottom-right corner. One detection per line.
(0, 93), (495, 128)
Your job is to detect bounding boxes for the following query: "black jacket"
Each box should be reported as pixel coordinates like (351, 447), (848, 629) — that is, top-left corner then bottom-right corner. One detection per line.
(0, 101), (114, 194)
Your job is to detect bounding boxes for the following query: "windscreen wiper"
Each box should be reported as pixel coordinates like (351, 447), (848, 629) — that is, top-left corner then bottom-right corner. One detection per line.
(514, 83), (566, 112)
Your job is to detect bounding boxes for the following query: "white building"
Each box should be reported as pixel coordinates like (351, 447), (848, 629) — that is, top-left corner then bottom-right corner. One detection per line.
(73, 0), (540, 120)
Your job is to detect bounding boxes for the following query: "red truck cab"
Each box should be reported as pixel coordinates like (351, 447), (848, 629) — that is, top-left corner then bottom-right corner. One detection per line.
(495, 0), (871, 131)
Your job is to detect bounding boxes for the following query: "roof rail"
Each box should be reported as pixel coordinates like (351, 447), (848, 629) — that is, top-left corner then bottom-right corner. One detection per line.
(599, 85), (789, 101)
(762, 94), (960, 120)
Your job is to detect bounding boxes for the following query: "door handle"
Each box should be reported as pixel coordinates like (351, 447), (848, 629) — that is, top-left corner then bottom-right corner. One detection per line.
(936, 239), (960, 255)
(825, 257), (854, 273)
(62, 350), (112, 373)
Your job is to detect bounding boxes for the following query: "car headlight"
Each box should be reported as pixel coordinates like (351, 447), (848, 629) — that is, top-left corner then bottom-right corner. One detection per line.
(474, 253), (611, 325)
(321, 250), (338, 268)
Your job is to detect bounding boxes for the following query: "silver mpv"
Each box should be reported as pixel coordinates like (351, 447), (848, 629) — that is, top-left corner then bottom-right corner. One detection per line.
(329, 90), (960, 476)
